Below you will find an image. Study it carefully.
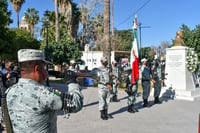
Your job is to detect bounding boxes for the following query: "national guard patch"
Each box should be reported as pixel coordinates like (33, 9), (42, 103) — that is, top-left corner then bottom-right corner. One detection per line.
(54, 88), (62, 96)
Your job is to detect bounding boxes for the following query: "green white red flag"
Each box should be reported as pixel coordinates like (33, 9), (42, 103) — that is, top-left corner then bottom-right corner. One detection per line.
(130, 14), (139, 84)
(130, 14), (139, 66)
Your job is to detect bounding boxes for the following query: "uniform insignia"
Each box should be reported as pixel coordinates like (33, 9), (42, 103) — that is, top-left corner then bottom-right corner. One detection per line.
(54, 88), (62, 96)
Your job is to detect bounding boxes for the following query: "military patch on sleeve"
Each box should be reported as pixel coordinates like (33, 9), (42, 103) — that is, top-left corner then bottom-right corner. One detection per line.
(54, 88), (62, 97)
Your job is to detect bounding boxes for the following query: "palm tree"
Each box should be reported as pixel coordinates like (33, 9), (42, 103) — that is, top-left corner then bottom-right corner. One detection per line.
(10, 0), (25, 28)
(24, 8), (39, 36)
(70, 3), (80, 40)
(40, 11), (67, 43)
(104, 0), (111, 62)
(80, 5), (89, 47)
(58, 0), (72, 27)
(58, 0), (80, 40)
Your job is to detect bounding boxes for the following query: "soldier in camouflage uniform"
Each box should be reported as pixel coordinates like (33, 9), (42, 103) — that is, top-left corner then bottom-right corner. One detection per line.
(160, 58), (166, 87)
(98, 57), (113, 120)
(111, 60), (120, 102)
(125, 67), (138, 113)
(6, 49), (83, 133)
(151, 60), (162, 104)
(125, 49), (139, 113)
(141, 58), (151, 107)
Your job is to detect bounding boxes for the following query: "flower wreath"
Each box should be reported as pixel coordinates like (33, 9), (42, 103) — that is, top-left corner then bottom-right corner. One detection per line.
(186, 48), (198, 72)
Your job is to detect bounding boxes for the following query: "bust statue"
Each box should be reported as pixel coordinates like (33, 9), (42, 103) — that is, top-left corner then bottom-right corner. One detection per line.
(174, 30), (185, 46)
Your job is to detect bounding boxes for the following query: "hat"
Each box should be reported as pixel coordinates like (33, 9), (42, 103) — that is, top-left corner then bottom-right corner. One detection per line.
(70, 60), (75, 64)
(101, 57), (108, 62)
(141, 58), (147, 62)
(18, 49), (51, 64)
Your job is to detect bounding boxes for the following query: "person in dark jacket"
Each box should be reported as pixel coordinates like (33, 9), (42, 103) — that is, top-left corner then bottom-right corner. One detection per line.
(141, 58), (151, 107)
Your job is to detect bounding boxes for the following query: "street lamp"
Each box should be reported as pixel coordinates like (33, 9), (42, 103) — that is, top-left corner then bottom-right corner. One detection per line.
(138, 22), (151, 59)
(44, 10), (50, 86)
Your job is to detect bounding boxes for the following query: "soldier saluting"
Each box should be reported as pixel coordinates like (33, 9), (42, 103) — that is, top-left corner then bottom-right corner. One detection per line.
(6, 49), (83, 133)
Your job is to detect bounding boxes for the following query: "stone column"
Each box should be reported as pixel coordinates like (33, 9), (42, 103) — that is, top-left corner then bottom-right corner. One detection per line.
(162, 46), (200, 101)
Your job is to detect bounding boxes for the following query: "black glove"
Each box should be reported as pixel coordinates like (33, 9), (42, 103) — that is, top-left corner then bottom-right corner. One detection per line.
(62, 93), (75, 113)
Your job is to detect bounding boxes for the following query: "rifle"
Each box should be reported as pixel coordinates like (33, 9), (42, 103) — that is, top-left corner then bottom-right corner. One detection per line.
(0, 77), (13, 133)
(108, 63), (114, 94)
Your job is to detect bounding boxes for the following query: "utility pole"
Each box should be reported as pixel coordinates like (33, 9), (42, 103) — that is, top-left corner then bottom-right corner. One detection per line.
(112, 0), (114, 37)
(138, 22), (151, 59)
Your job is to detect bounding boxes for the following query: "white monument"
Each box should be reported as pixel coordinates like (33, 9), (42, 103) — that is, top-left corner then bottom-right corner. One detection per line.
(162, 46), (200, 101)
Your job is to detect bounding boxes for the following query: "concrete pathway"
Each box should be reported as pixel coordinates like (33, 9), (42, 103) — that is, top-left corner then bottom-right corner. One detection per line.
(53, 84), (200, 133)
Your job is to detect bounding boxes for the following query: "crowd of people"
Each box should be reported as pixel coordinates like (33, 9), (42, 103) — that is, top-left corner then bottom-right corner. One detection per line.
(96, 49), (166, 120)
(0, 49), (83, 132)
(0, 48), (167, 132)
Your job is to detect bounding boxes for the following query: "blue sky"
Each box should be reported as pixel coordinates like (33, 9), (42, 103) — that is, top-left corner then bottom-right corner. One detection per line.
(8, 0), (200, 47)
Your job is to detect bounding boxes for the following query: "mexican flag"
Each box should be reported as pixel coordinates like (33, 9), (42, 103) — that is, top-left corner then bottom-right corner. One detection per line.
(130, 14), (139, 84)
(54, 88), (62, 96)
(130, 14), (139, 64)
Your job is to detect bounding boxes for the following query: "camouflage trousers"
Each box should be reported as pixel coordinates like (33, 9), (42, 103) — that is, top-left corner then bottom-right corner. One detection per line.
(153, 79), (161, 97)
(112, 79), (119, 95)
(98, 84), (111, 111)
(142, 81), (151, 100)
(127, 83), (138, 106)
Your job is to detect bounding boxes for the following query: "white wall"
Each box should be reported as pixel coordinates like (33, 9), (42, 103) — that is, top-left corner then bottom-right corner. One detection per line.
(81, 51), (115, 70)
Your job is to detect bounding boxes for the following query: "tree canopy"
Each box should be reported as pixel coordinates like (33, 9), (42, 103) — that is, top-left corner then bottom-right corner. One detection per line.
(47, 35), (82, 65)
(113, 29), (133, 51)
(180, 24), (200, 62)
(24, 8), (40, 36)
(0, 0), (13, 60)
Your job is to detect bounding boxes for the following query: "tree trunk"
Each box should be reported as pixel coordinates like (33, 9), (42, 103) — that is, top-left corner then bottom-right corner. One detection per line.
(104, 0), (111, 63)
(31, 25), (34, 37)
(17, 12), (19, 28)
(55, 0), (60, 42)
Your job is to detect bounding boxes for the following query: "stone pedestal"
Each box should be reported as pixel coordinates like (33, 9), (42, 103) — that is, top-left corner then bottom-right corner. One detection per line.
(161, 46), (200, 101)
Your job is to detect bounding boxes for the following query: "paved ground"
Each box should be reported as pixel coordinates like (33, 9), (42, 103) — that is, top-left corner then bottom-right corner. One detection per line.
(51, 83), (200, 133)
(1, 83), (199, 133)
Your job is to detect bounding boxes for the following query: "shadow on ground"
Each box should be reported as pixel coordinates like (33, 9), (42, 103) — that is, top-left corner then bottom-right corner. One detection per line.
(83, 101), (98, 108)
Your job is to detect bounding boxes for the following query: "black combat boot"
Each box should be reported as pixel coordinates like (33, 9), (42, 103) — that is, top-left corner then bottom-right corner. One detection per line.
(104, 109), (113, 119)
(112, 95), (120, 102)
(154, 97), (162, 104)
(132, 104), (139, 112)
(127, 104), (137, 113)
(127, 105), (133, 113)
(143, 99), (148, 107)
(100, 110), (108, 120)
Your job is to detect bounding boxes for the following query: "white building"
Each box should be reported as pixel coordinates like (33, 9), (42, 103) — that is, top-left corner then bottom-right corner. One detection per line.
(19, 16), (30, 31)
(81, 44), (115, 70)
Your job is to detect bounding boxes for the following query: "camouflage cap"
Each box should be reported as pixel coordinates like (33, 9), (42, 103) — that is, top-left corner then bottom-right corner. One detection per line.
(101, 57), (108, 62)
(18, 49), (51, 64)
